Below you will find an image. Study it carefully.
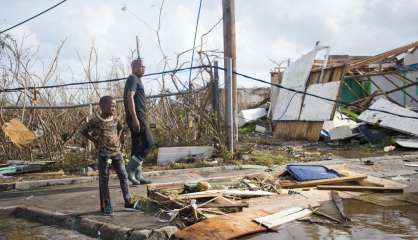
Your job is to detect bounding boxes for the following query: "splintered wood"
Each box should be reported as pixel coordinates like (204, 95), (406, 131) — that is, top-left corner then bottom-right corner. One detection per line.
(2, 118), (36, 147)
(280, 175), (367, 188)
(175, 209), (270, 240)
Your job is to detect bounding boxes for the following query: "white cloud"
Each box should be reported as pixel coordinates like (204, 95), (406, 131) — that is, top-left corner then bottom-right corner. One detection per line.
(1, 0), (417, 93)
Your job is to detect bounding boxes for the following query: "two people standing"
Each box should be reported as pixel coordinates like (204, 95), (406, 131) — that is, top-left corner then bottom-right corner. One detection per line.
(80, 58), (153, 215)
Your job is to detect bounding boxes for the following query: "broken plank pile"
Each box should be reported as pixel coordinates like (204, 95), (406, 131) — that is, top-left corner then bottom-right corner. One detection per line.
(157, 164), (408, 239)
(0, 160), (56, 176)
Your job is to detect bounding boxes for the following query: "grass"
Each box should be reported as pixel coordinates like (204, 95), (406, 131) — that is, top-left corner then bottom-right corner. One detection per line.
(251, 150), (290, 167)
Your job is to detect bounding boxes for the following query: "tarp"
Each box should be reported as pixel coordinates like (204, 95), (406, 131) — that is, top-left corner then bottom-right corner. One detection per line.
(286, 165), (340, 181)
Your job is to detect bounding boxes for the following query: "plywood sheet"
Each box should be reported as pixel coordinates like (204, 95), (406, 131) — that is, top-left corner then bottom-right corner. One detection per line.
(273, 121), (323, 142)
(175, 209), (270, 240)
(272, 49), (318, 120)
(358, 98), (418, 136)
(300, 81), (341, 121)
(353, 193), (410, 207)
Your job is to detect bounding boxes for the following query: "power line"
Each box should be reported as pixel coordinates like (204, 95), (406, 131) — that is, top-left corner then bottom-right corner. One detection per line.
(2, 64), (418, 120)
(0, 65), (210, 93)
(1, 87), (207, 110)
(227, 67), (418, 120)
(0, 0), (68, 34)
(187, 0), (204, 90)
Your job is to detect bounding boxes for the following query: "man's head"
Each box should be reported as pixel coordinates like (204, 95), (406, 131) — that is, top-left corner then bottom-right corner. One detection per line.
(99, 96), (116, 117)
(131, 59), (145, 77)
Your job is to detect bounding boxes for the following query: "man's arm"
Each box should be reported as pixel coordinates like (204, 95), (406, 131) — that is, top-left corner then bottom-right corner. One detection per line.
(127, 91), (140, 131)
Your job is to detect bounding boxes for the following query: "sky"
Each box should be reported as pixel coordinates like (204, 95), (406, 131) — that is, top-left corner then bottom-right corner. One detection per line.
(1, 0), (418, 97)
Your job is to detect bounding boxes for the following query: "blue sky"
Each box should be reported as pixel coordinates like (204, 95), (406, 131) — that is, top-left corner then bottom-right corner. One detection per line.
(1, 0), (418, 99)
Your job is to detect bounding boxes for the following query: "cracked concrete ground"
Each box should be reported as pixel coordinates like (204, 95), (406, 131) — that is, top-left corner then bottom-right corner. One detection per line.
(1, 153), (418, 239)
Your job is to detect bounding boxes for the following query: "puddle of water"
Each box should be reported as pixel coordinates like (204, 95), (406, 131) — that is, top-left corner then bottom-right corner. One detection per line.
(245, 199), (418, 240)
(0, 215), (94, 240)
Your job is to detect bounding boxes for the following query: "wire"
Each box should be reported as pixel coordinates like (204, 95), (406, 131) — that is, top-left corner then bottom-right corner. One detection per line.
(0, 65), (210, 93)
(2, 64), (418, 120)
(1, 87), (208, 110)
(0, 0), (68, 34)
(226, 67), (418, 120)
(187, 0), (204, 90)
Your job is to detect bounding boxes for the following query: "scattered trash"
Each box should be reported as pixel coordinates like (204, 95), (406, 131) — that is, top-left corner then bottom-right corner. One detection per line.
(288, 189), (308, 199)
(322, 111), (359, 141)
(384, 145), (396, 152)
(0, 166), (17, 175)
(157, 146), (214, 165)
(363, 160), (374, 166)
(254, 125), (266, 133)
(404, 163), (418, 167)
(238, 108), (267, 127)
(1, 118), (36, 147)
(358, 124), (392, 145)
(25, 195), (34, 200)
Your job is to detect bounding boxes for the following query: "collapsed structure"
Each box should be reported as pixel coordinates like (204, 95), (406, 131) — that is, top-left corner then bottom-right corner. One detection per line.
(268, 41), (418, 142)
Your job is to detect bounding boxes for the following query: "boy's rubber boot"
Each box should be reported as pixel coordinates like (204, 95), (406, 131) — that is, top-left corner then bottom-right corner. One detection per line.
(126, 157), (141, 185)
(135, 158), (152, 184)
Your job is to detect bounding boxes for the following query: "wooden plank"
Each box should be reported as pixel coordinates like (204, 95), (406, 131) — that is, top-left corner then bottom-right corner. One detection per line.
(199, 202), (249, 209)
(317, 185), (404, 193)
(273, 121), (323, 142)
(354, 193), (410, 207)
(147, 190), (184, 209)
(280, 175), (367, 188)
(254, 207), (312, 229)
(299, 81), (341, 121)
(175, 209), (270, 240)
(349, 41), (418, 70)
(177, 190), (276, 200)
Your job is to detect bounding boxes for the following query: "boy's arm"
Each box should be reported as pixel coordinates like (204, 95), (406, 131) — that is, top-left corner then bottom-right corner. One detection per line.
(80, 119), (96, 143)
(117, 120), (125, 145)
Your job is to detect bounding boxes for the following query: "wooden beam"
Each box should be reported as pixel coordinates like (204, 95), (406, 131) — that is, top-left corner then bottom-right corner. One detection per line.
(280, 175), (367, 188)
(254, 207), (312, 230)
(317, 185), (404, 193)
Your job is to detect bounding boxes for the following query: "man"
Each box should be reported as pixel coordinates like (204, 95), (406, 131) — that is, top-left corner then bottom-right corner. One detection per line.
(124, 59), (153, 185)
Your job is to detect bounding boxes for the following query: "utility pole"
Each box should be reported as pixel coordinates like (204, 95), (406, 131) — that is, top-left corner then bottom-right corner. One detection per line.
(225, 58), (234, 153)
(222, 0), (237, 152)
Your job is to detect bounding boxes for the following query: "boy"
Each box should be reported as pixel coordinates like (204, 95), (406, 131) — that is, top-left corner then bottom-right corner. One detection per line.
(80, 96), (139, 215)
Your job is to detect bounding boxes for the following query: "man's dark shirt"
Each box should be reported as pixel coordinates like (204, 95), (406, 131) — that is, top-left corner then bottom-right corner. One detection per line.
(123, 74), (147, 126)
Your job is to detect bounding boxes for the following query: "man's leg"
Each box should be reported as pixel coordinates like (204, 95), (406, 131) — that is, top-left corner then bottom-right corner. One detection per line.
(98, 155), (112, 214)
(126, 129), (141, 185)
(111, 154), (131, 205)
(135, 125), (154, 184)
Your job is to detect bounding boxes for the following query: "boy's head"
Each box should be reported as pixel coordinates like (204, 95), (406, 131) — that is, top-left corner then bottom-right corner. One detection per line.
(99, 96), (116, 117)
(131, 59), (145, 77)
